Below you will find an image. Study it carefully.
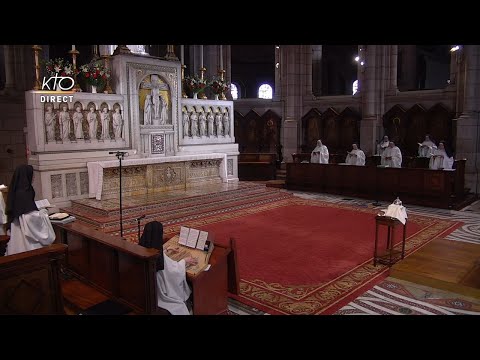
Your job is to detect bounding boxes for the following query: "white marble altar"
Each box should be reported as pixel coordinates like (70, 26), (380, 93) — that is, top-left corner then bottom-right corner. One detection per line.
(25, 52), (238, 208)
(88, 153), (228, 200)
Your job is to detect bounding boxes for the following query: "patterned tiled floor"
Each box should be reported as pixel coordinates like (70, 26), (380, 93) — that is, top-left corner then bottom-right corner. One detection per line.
(335, 277), (480, 315)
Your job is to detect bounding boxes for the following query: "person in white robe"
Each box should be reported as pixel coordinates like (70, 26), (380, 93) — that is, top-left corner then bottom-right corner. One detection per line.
(310, 140), (329, 164)
(5, 165), (55, 256)
(0, 187), (6, 236)
(139, 221), (196, 315)
(429, 142), (454, 170)
(418, 134), (437, 158)
(381, 141), (402, 168)
(377, 136), (390, 156)
(346, 143), (366, 166)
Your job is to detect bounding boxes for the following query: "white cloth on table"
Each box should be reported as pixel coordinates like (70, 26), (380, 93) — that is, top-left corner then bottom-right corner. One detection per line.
(429, 149), (454, 170)
(5, 209), (55, 256)
(156, 253), (192, 315)
(346, 149), (366, 166)
(381, 146), (402, 168)
(381, 204), (408, 225)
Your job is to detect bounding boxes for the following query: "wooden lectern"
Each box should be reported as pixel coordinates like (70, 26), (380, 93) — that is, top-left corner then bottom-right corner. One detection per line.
(374, 215), (407, 266)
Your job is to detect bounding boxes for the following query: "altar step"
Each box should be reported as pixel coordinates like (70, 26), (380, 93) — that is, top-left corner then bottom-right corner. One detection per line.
(63, 183), (292, 238)
(65, 186), (286, 231)
(67, 182), (268, 218)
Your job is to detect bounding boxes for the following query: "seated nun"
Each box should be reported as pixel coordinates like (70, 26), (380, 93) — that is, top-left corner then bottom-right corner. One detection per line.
(345, 143), (366, 166)
(5, 164), (55, 256)
(429, 141), (454, 170)
(139, 221), (198, 315)
(418, 134), (437, 158)
(310, 140), (329, 164)
(381, 141), (402, 168)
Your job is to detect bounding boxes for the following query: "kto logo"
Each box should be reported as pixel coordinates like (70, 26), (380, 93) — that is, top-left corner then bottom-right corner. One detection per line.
(39, 73), (75, 103)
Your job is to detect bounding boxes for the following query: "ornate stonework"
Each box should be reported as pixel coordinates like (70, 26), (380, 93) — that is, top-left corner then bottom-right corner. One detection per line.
(187, 160), (221, 181)
(227, 159), (234, 175)
(80, 172), (89, 195)
(50, 174), (63, 198)
(102, 166), (147, 198)
(66, 173), (77, 197)
(151, 134), (165, 154)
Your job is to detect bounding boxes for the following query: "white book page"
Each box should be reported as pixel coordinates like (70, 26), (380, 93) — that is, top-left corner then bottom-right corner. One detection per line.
(186, 228), (200, 248)
(178, 226), (190, 246)
(35, 199), (52, 209)
(196, 231), (209, 250)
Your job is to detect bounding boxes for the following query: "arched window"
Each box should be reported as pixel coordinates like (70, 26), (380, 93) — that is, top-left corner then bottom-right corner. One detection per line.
(258, 84), (273, 99)
(231, 83), (239, 100)
(352, 80), (358, 95)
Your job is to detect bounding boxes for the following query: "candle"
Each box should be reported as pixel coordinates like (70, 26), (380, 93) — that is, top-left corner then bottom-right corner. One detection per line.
(200, 45), (203, 68)
(180, 45), (184, 65)
(219, 45), (223, 70)
(72, 45), (76, 51)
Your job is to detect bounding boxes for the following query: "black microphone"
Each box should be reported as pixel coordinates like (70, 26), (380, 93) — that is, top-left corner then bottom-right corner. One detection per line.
(136, 214), (146, 221)
(109, 151), (129, 156)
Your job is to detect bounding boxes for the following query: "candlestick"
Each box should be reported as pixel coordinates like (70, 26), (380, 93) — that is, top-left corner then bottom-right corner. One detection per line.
(219, 45), (223, 70)
(68, 48), (82, 92)
(165, 45), (178, 60)
(32, 45), (42, 90)
(180, 45), (184, 65)
(101, 55), (113, 94)
(199, 67), (207, 100)
(200, 45), (204, 69)
(181, 64), (188, 98)
(218, 69), (226, 100)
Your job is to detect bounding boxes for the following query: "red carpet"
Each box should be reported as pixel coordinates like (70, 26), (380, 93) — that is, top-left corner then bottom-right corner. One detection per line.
(163, 198), (462, 315)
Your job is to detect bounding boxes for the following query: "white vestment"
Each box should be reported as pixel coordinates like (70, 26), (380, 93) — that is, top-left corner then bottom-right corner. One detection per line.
(418, 140), (437, 158)
(429, 149), (454, 170)
(311, 145), (329, 164)
(381, 146), (402, 168)
(346, 149), (366, 166)
(5, 209), (55, 256)
(377, 141), (389, 156)
(156, 253), (192, 315)
(0, 191), (6, 236)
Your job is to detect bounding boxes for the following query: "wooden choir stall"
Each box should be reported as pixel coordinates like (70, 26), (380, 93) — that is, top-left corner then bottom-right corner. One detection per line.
(54, 222), (238, 315)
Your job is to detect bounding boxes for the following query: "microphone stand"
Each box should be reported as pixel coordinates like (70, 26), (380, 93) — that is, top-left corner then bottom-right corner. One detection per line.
(137, 215), (145, 241)
(109, 151), (127, 238)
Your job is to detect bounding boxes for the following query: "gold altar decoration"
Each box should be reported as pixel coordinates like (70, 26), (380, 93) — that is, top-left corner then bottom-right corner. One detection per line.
(32, 45), (42, 90)
(101, 54), (114, 94)
(68, 48), (82, 92)
(199, 67), (208, 100)
(218, 69), (227, 100)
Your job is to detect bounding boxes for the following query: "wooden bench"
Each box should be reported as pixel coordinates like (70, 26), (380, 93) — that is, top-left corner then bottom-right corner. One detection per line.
(54, 222), (237, 315)
(238, 153), (276, 180)
(0, 243), (67, 314)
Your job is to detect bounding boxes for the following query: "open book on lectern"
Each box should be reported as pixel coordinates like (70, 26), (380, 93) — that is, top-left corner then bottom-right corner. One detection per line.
(163, 226), (215, 275)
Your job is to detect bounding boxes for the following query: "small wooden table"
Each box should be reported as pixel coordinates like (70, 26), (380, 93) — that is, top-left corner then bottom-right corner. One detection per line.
(374, 215), (407, 266)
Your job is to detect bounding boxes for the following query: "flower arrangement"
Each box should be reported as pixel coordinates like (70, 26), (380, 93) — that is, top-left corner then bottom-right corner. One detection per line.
(209, 76), (230, 95)
(184, 74), (208, 94)
(79, 60), (110, 88)
(43, 58), (77, 78)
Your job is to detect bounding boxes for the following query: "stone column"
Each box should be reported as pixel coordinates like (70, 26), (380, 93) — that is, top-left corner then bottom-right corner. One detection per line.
(274, 45), (281, 101)
(454, 45), (480, 193)
(281, 45), (304, 161)
(360, 45), (379, 156)
(225, 45), (231, 84)
(204, 45), (219, 80)
(402, 45), (417, 90)
(388, 45), (398, 94)
(1, 45), (16, 95)
(311, 45), (322, 97)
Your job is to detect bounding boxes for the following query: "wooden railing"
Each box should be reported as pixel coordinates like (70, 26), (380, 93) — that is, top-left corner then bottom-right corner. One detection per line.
(0, 243), (67, 314)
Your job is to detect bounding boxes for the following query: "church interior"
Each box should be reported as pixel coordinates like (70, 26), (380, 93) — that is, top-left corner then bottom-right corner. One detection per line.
(1, 44), (480, 315)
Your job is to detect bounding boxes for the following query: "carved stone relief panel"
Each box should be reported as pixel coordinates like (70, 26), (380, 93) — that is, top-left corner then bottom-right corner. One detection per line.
(65, 173), (78, 197)
(102, 166), (147, 198)
(151, 134), (165, 154)
(80, 172), (89, 195)
(227, 159), (233, 175)
(151, 163), (185, 188)
(50, 174), (63, 198)
(186, 160), (221, 180)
